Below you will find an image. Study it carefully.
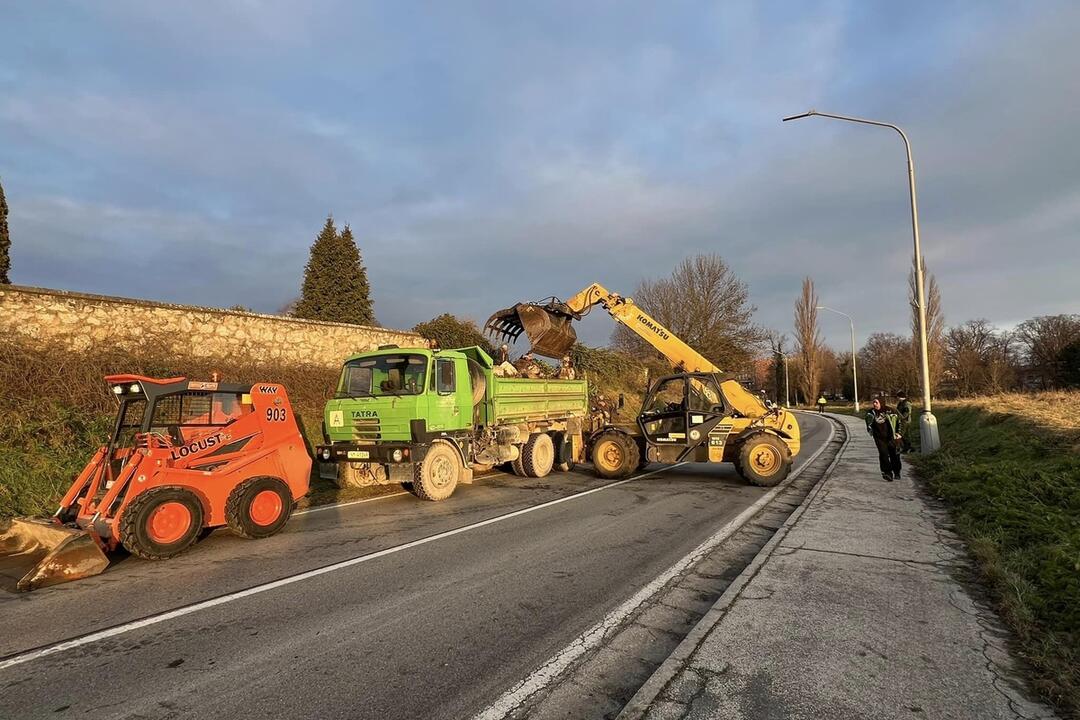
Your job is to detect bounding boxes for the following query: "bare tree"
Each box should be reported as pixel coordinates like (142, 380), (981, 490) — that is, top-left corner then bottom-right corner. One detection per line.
(793, 277), (823, 404)
(766, 330), (789, 405)
(1015, 314), (1080, 388)
(858, 333), (916, 399)
(612, 254), (765, 371)
(818, 347), (843, 397)
(942, 319), (1023, 395)
(909, 257), (945, 394)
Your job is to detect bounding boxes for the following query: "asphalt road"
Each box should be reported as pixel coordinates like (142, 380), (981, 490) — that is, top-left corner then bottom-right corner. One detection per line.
(0, 414), (831, 720)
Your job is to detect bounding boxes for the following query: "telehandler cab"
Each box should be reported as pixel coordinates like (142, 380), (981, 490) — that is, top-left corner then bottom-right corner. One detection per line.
(0, 375), (311, 591)
(486, 283), (801, 486)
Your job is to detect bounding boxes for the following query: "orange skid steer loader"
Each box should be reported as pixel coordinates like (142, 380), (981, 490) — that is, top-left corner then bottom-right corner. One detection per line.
(0, 375), (311, 591)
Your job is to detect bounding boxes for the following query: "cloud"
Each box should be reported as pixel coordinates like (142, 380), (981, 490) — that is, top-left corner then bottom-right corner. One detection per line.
(1, 1), (1077, 353)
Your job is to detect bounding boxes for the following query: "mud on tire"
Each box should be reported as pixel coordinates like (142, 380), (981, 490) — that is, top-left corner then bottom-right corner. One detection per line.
(413, 441), (462, 501)
(736, 433), (792, 487)
(119, 486), (204, 560)
(521, 433), (555, 478)
(591, 431), (639, 479)
(226, 476), (294, 539)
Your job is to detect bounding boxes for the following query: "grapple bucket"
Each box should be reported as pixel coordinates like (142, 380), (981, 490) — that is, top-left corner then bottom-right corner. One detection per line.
(0, 518), (109, 592)
(485, 303), (578, 359)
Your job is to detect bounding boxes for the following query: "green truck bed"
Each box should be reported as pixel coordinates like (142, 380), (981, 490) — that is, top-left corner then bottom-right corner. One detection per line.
(487, 376), (589, 425)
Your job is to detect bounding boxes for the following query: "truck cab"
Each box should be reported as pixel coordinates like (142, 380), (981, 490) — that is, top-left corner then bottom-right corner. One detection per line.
(320, 346), (477, 468)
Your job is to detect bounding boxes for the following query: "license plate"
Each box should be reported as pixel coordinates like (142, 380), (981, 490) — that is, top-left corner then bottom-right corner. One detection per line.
(347, 450), (370, 460)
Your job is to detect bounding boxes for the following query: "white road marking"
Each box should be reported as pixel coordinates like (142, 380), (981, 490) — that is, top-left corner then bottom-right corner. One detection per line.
(473, 418), (838, 720)
(0, 465), (681, 672)
(293, 492), (408, 515)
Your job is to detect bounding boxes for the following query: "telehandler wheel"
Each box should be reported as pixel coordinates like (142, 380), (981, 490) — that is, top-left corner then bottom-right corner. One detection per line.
(591, 431), (639, 479)
(636, 439), (650, 471)
(413, 442), (461, 501)
(226, 476), (294, 539)
(119, 486), (205, 561)
(737, 434), (792, 487)
(522, 433), (555, 478)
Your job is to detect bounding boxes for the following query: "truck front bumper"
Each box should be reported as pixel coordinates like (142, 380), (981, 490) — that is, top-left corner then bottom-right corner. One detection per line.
(315, 442), (426, 465)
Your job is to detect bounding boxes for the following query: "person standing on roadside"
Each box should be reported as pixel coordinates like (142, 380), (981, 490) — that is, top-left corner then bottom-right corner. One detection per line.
(895, 391), (913, 453)
(816, 394), (827, 413)
(865, 397), (902, 481)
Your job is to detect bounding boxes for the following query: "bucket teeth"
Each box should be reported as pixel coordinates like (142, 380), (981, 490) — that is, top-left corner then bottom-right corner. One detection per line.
(484, 302), (579, 359)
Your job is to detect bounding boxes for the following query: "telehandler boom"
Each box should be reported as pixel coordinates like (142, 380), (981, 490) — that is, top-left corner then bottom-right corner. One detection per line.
(486, 283), (801, 485)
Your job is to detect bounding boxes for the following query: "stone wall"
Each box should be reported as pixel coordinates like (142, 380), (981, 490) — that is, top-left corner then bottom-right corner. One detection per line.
(0, 285), (426, 367)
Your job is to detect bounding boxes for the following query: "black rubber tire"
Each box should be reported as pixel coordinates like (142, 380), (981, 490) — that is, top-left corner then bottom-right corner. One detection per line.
(591, 431), (639, 479)
(552, 432), (576, 473)
(511, 455), (527, 477)
(413, 442), (461, 501)
(736, 433), (792, 487)
(521, 433), (555, 478)
(119, 486), (204, 561)
(225, 476), (294, 539)
(636, 439), (650, 471)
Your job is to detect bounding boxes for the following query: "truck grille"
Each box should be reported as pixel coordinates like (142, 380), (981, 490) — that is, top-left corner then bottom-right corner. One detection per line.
(352, 417), (382, 440)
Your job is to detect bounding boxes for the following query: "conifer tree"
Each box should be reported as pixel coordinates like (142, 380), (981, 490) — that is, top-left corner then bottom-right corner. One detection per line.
(294, 216), (375, 325)
(0, 178), (10, 284)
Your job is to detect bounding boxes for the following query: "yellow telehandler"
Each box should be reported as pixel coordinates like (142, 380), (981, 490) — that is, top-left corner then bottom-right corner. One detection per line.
(486, 283), (801, 486)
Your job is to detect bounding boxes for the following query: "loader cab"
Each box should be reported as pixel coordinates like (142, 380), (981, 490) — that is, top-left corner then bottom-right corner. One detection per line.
(106, 376), (252, 453)
(637, 373), (731, 462)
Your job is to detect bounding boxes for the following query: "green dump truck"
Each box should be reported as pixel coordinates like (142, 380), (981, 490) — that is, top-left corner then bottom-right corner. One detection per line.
(316, 345), (589, 501)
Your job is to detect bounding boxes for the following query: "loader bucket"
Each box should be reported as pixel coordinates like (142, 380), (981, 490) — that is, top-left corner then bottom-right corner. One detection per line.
(0, 518), (109, 592)
(485, 303), (578, 359)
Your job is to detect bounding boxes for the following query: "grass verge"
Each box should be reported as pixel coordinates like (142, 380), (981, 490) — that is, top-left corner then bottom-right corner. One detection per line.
(910, 393), (1080, 715)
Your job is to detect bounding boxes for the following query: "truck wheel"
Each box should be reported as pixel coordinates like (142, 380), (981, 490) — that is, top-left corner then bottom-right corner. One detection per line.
(552, 432), (575, 472)
(511, 455), (527, 477)
(522, 433), (555, 478)
(119, 487), (205, 560)
(226, 476), (294, 539)
(413, 442), (461, 501)
(591, 431), (638, 479)
(737, 434), (792, 487)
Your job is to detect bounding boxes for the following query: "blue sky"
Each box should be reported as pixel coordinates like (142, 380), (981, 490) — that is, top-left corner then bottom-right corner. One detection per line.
(2, 1), (1078, 350)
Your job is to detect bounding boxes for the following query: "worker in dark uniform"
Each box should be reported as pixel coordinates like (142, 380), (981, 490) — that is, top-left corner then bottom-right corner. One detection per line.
(865, 397), (902, 481)
(896, 391), (913, 453)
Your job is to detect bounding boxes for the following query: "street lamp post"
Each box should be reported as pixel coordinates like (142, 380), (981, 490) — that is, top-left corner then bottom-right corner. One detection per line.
(783, 109), (939, 452)
(817, 305), (860, 413)
(777, 351), (791, 408)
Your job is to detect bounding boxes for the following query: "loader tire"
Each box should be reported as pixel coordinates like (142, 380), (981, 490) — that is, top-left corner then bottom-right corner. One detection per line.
(737, 433), (792, 487)
(413, 442), (461, 501)
(119, 487), (204, 561)
(591, 431), (638, 479)
(226, 476), (294, 539)
(636, 439), (650, 471)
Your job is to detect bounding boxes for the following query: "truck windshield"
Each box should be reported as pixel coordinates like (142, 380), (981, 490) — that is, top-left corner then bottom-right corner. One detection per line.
(339, 354), (428, 397)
